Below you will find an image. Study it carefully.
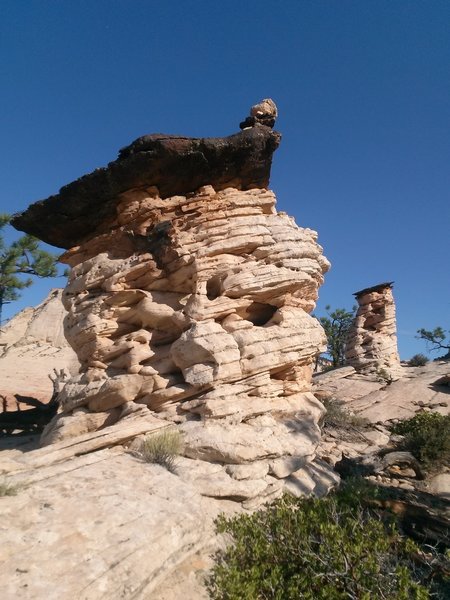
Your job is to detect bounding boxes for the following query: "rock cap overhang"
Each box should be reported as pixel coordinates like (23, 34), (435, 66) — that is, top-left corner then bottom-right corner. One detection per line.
(353, 281), (394, 297)
(11, 126), (281, 250)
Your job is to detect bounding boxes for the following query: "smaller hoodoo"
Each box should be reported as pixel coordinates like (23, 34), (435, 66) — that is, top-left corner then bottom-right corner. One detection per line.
(345, 282), (403, 379)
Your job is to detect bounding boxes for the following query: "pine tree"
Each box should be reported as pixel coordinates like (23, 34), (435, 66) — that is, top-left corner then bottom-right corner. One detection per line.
(416, 326), (450, 357)
(0, 214), (59, 324)
(316, 305), (356, 368)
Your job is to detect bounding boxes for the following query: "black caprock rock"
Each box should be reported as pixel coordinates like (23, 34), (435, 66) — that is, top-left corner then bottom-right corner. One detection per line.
(12, 100), (280, 249)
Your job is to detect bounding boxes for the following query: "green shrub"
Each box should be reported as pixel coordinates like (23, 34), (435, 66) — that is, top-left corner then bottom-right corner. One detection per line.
(135, 429), (182, 473)
(207, 485), (429, 599)
(408, 354), (429, 367)
(391, 412), (450, 470)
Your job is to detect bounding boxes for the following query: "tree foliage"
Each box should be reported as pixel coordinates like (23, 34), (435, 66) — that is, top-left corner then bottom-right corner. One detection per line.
(317, 305), (356, 368)
(0, 214), (59, 323)
(207, 483), (432, 599)
(391, 412), (450, 472)
(416, 327), (450, 356)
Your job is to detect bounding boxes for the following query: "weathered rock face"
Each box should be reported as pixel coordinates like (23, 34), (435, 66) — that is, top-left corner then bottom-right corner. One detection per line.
(0, 448), (226, 600)
(0, 289), (79, 409)
(12, 102), (331, 499)
(345, 282), (402, 378)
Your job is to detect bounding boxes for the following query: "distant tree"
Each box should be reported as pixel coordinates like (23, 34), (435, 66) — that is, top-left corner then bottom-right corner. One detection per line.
(0, 214), (59, 324)
(316, 305), (356, 368)
(416, 327), (450, 357)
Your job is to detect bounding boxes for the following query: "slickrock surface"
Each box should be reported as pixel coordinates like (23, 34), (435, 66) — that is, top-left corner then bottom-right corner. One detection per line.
(0, 410), (337, 600)
(0, 413), (338, 600)
(1, 361), (448, 600)
(11, 102), (331, 503)
(313, 361), (450, 468)
(0, 289), (79, 409)
(0, 448), (232, 600)
(314, 361), (450, 424)
(345, 361), (450, 423)
(345, 282), (403, 378)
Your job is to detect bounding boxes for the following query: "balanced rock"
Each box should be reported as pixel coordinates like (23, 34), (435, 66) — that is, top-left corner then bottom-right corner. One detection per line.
(239, 98), (278, 130)
(345, 282), (403, 378)
(12, 103), (330, 500)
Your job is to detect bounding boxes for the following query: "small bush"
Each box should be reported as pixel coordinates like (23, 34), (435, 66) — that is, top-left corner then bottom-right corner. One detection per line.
(135, 429), (182, 473)
(207, 484), (429, 599)
(0, 479), (20, 497)
(408, 354), (429, 367)
(376, 367), (394, 385)
(391, 412), (450, 470)
(322, 398), (368, 430)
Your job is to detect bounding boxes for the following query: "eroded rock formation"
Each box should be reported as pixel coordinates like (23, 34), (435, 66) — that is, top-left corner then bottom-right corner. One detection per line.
(345, 282), (403, 378)
(12, 102), (331, 501)
(0, 289), (79, 410)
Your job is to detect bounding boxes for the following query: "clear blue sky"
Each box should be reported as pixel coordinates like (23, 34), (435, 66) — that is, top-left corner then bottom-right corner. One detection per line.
(1, 1), (449, 359)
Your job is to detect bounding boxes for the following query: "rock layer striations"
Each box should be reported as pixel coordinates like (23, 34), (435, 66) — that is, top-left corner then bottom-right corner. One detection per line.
(13, 102), (331, 501)
(345, 282), (402, 378)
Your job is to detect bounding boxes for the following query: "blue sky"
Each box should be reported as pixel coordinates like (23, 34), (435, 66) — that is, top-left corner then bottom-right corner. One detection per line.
(1, 1), (449, 358)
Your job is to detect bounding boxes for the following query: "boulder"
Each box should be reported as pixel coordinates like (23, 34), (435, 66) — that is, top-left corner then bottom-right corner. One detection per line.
(427, 473), (450, 499)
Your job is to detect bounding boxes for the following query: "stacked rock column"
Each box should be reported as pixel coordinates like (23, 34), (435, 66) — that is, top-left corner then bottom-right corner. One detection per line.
(345, 282), (402, 378)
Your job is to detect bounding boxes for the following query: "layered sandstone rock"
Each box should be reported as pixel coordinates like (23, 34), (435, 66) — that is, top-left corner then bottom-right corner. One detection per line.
(0, 289), (79, 409)
(345, 282), (403, 378)
(12, 102), (331, 500)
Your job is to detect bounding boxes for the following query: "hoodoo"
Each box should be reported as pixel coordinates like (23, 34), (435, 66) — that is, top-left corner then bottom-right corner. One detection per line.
(345, 282), (403, 379)
(12, 101), (332, 502)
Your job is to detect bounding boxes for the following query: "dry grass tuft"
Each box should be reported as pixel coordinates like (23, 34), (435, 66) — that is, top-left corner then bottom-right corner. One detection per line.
(134, 429), (183, 473)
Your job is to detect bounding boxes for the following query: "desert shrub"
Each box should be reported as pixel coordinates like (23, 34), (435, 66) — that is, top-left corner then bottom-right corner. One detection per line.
(322, 398), (368, 430)
(376, 367), (394, 385)
(391, 412), (450, 470)
(408, 354), (429, 367)
(0, 479), (20, 497)
(135, 429), (182, 473)
(207, 483), (429, 600)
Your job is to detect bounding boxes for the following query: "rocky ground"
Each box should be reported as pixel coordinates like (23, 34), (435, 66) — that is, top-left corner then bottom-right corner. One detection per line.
(314, 360), (450, 498)
(0, 414), (235, 600)
(0, 360), (448, 599)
